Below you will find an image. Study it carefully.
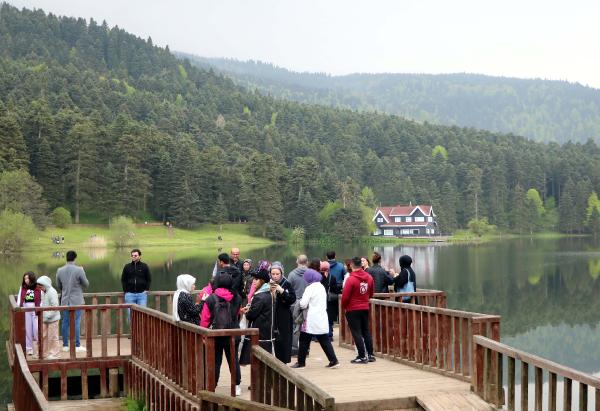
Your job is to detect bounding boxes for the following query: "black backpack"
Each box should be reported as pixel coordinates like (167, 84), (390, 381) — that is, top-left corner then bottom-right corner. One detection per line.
(211, 296), (235, 329)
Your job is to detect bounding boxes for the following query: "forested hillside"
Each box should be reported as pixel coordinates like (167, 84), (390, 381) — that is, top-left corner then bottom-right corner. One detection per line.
(183, 55), (600, 145)
(2, 4), (600, 239)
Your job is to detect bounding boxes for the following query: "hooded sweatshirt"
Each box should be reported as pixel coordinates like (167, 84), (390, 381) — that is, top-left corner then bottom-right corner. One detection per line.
(341, 269), (374, 312)
(200, 287), (241, 328)
(288, 266), (308, 299)
(37, 276), (60, 323)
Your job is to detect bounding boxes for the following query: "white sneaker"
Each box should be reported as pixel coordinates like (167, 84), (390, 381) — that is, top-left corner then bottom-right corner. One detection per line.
(45, 354), (60, 360)
(27, 350), (33, 356)
(75, 346), (86, 353)
(62, 346), (69, 352)
(235, 385), (242, 396)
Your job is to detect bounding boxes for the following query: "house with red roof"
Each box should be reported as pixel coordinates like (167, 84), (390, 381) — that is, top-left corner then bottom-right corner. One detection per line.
(372, 204), (437, 237)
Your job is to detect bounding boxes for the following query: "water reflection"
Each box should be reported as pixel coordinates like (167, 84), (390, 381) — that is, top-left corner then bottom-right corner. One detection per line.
(1, 238), (599, 407)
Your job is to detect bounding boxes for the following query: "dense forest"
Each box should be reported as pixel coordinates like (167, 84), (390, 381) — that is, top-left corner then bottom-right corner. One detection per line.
(2, 4), (600, 239)
(182, 55), (600, 145)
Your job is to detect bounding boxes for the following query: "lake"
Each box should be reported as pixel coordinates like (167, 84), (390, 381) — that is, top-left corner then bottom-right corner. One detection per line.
(1, 237), (599, 408)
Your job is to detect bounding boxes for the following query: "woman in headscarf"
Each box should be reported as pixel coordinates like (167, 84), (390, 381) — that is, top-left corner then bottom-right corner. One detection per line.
(291, 268), (339, 369)
(393, 255), (417, 303)
(241, 258), (254, 300)
(173, 274), (201, 325)
(269, 261), (296, 364)
(244, 267), (275, 353)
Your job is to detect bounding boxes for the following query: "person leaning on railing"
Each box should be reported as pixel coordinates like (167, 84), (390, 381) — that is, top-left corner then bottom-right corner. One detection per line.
(172, 274), (201, 325)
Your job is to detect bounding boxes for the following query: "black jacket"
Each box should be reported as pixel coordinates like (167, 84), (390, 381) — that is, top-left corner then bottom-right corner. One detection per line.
(177, 293), (201, 325)
(393, 267), (417, 292)
(217, 265), (244, 297)
(121, 261), (151, 293)
(273, 277), (296, 364)
(246, 289), (275, 347)
(367, 264), (394, 293)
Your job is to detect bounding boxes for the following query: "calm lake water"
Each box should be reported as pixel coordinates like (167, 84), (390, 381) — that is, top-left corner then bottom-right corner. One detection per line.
(1, 237), (599, 408)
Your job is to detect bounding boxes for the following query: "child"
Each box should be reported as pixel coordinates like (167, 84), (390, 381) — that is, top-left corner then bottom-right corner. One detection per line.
(36, 276), (61, 359)
(17, 271), (42, 355)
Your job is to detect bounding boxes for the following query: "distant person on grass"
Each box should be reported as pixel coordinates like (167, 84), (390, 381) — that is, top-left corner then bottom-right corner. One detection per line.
(56, 251), (89, 352)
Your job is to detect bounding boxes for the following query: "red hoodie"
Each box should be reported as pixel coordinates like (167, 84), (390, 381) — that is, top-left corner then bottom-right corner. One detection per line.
(341, 269), (374, 312)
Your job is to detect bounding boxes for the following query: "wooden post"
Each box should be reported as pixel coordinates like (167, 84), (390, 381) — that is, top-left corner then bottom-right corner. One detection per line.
(579, 383), (588, 411)
(535, 366), (542, 411)
(109, 368), (119, 397)
(521, 361), (529, 411)
(564, 377), (572, 411)
(548, 372), (557, 411)
(508, 356), (515, 411)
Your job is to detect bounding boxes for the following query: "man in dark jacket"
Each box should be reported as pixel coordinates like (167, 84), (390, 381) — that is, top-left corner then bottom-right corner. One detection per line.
(366, 252), (394, 293)
(121, 249), (151, 321)
(216, 253), (244, 297)
(342, 256), (375, 364)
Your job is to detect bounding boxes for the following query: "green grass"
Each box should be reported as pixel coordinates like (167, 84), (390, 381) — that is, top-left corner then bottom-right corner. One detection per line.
(449, 230), (572, 243)
(31, 223), (274, 251)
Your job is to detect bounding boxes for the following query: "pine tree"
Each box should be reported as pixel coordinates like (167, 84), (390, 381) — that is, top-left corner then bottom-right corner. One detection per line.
(0, 109), (29, 172)
(559, 179), (577, 233)
(211, 193), (228, 225)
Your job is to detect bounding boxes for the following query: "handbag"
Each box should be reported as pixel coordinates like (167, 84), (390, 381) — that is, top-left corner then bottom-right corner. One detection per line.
(239, 336), (252, 365)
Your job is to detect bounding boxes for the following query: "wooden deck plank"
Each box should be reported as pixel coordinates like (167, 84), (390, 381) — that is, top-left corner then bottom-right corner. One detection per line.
(417, 392), (495, 411)
(47, 398), (123, 410)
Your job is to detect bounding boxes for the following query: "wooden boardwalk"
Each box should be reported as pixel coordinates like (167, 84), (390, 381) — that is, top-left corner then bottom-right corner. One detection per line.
(217, 341), (493, 410)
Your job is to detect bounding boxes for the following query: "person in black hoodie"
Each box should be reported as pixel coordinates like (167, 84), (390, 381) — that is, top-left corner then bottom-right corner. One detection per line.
(269, 262), (296, 364)
(366, 252), (394, 293)
(243, 268), (275, 353)
(121, 249), (151, 321)
(216, 253), (244, 297)
(393, 255), (417, 303)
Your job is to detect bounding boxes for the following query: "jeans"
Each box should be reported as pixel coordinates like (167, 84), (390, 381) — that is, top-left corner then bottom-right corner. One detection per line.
(345, 310), (373, 359)
(215, 337), (241, 385)
(125, 291), (148, 322)
(61, 309), (81, 347)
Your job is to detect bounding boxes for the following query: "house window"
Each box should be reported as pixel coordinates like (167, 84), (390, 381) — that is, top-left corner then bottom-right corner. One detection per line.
(428, 217), (433, 222)
(415, 217), (425, 222)
(405, 217), (412, 222)
(394, 217), (402, 222)
(401, 229), (411, 235)
(383, 229), (394, 236)
(413, 229), (419, 235)
(376, 217), (384, 223)
(374, 229), (381, 235)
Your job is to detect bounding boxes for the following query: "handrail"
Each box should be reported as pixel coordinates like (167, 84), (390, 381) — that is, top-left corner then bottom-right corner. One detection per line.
(251, 346), (335, 410)
(130, 304), (258, 397)
(340, 295), (501, 382)
(12, 344), (49, 411)
(373, 289), (447, 307)
(473, 335), (600, 409)
(128, 357), (289, 411)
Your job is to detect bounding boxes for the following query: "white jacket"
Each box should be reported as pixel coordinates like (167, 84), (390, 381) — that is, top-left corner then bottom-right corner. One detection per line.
(299, 282), (329, 335)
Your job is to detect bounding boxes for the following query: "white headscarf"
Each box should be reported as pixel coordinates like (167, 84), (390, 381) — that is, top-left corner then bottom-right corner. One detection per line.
(172, 274), (196, 321)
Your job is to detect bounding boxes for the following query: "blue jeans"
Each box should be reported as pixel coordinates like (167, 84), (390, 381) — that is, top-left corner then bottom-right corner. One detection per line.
(125, 291), (148, 322)
(61, 309), (81, 347)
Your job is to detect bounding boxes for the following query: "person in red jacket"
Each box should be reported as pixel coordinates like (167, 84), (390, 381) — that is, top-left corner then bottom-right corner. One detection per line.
(341, 257), (375, 364)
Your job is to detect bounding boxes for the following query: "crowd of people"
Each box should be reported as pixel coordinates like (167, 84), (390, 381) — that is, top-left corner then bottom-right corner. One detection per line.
(15, 246), (417, 398)
(172, 248), (417, 396)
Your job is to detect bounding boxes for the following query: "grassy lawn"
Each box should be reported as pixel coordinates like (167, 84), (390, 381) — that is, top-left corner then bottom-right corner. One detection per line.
(31, 223), (274, 250)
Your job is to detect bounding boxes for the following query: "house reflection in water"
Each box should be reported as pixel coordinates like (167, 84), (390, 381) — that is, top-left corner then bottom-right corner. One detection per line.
(374, 245), (438, 286)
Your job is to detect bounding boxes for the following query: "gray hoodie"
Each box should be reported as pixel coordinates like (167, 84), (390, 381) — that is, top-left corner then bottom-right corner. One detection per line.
(288, 266), (308, 299)
(37, 276), (60, 323)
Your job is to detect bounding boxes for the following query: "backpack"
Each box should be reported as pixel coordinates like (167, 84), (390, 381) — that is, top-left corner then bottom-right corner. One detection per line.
(211, 296), (234, 329)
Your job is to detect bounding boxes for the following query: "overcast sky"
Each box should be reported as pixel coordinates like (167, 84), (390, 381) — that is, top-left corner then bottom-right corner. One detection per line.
(7, 0), (600, 88)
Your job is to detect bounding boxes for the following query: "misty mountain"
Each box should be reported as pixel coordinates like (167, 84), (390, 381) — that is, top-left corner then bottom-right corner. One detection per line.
(179, 54), (600, 144)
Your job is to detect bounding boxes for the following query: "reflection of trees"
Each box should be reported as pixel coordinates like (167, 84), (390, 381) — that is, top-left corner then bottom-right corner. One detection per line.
(503, 322), (600, 374)
(431, 238), (600, 337)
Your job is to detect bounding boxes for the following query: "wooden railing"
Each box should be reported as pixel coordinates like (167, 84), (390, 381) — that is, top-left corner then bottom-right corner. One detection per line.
(127, 358), (288, 411)
(251, 346), (335, 411)
(339, 296), (500, 381)
(11, 344), (49, 411)
(473, 336), (600, 410)
(372, 289), (448, 307)
(130, 304), (259, 397)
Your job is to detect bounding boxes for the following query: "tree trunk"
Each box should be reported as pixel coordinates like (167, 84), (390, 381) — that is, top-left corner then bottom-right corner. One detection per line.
(75, 152), (81, 224)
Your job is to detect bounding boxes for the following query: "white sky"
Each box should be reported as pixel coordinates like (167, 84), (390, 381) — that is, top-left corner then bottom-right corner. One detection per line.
(7, 0), (600, 88)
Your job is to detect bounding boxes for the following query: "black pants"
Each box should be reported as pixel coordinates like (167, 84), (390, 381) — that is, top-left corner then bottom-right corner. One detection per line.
(297, 332), (338, 366)
(345, 310), (373, 359)
(215, 337), (241, 385)
(327, 299), (339, 338)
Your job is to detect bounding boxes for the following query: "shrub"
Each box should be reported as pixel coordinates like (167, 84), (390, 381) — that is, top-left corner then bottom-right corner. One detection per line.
(110, 216), (136, 248)
(0, 209), (37, 253)
(51, 207), (71, 227)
